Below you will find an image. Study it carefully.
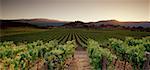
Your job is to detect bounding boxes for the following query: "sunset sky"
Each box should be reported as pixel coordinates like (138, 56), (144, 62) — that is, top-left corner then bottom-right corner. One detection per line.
(1, 0), (150, 22)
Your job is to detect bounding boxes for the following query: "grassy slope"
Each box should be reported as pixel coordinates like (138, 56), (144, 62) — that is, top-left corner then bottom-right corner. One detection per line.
(82, 29), (150, 42)
(0, 28), (150, 42)
(0, 27), (48, 37)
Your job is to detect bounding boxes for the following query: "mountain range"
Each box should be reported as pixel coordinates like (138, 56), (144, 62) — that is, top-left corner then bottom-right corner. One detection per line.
(1, 18), (150, 28)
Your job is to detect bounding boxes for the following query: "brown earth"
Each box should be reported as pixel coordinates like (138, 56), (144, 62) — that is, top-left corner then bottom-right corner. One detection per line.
(67, 46), (92, 70)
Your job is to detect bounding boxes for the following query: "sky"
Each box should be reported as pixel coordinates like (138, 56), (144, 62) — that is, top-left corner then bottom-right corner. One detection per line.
(1, 0), (150, 22)
(0, 0), (2, 19)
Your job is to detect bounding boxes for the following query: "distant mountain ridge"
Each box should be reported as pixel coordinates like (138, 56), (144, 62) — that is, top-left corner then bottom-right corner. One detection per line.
(30, 18), (65, 22)
(0, 20), (38, 29)
(1, 18), (68, 27)
(93, 20), (150, 28)
(1, 19), (150, 28)
(21, 18), (68, 27)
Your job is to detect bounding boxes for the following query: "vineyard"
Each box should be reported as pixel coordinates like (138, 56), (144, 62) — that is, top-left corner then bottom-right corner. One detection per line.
(0, 28), (150, 70)
(87, 38), (150, 70)
(1, 28), (150, 43)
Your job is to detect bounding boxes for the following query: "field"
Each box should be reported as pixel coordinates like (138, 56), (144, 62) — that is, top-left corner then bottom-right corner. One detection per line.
(0, 27), (150, 70)
(1, 28), (150, 43)
(0, 27), (47, 37)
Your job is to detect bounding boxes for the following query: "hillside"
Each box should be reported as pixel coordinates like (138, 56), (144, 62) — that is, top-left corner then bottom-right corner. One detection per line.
(0, 18), (68, 29)
(0, 20), (38, 29)
(1, 19), (150, 29)
(21, 18), (68, 27)
(94, 20), (150, 28)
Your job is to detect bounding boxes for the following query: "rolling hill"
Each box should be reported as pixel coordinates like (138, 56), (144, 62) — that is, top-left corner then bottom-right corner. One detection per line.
(1, 19), (150, 29)
(93, 20), (150, 28)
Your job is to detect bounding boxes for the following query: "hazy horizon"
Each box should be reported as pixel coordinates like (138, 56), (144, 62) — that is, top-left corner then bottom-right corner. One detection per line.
(1, 0), (150, 22)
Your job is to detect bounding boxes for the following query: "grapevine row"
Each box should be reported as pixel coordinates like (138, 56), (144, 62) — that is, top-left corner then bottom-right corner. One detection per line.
(0, 40), (76, 70)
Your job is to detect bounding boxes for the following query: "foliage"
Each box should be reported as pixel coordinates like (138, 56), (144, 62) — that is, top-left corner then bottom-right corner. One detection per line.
(87, 39), (116, 70)
(0, 40), (76, 70)
(108, 37), (149, 69)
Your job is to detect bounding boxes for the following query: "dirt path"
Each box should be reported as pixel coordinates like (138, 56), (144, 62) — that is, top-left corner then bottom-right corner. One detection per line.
(68, 46), (92, 70)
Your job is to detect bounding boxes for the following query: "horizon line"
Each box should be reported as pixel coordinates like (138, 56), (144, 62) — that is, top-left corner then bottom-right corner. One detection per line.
(1, 18), (150, 22)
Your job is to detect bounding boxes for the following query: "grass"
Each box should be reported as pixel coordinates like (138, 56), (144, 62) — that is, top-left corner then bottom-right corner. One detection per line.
(0, 28), (150, 43)
(84, 29), (150, 42)
(0, 27), (48, 37)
